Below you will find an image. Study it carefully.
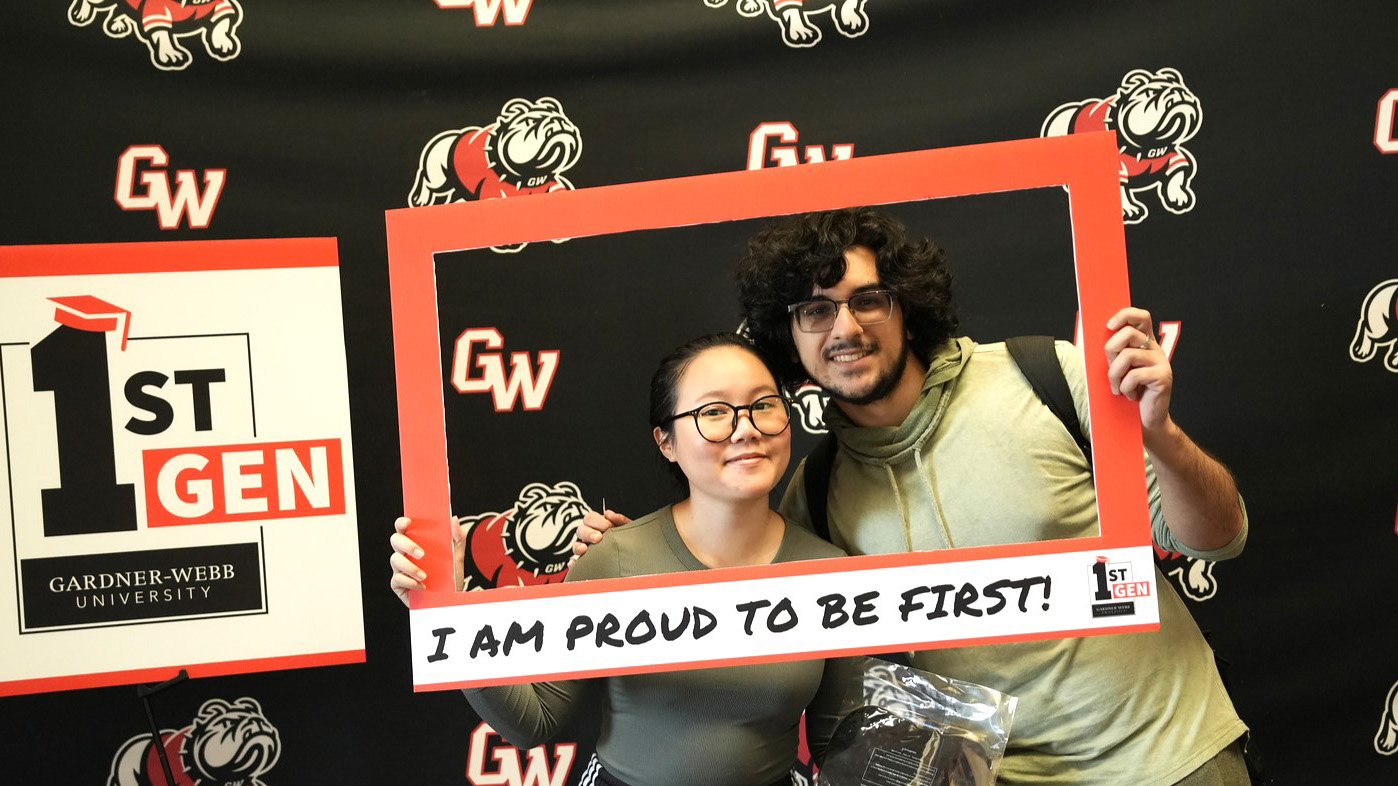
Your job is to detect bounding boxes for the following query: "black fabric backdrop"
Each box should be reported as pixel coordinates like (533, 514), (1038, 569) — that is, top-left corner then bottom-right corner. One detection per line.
(4, 1), (1397, 783)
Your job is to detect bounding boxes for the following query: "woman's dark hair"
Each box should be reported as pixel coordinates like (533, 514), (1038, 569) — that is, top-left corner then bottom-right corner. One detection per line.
(734, 207), (958, 391)
(648, 331), (774, 488)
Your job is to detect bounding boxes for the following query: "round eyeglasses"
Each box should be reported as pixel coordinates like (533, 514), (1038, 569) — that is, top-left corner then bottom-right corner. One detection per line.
(786, 289), (896, 333)
(662, 394), (792, 443)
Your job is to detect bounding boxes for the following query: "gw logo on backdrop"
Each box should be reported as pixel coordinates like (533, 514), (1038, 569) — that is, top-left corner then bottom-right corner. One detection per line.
(1042, 68), (1203, 225)
(409, 97), (581, 254)
(451, 328), (559, 412)
(747, 122), (854, 169)
(68, 0), (243, 71)
(116, 146), (226, 230)
(705, 0), (870, 48)
(467, 722), (575, 786)
(436, 0), (535, 26)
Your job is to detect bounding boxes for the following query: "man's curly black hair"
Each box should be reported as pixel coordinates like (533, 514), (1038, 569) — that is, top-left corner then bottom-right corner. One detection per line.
(734, 207), (958, 391)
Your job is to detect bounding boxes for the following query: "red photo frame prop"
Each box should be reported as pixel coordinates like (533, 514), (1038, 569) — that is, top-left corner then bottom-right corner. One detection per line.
(387, 131), (1159, 691)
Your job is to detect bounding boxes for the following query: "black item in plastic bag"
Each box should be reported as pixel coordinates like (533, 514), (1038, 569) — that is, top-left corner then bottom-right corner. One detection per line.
(817, 659), (1014, 786)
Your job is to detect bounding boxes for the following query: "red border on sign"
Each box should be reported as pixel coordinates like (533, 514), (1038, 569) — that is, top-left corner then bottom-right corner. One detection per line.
(0, 237), (338, 277)
(386, 132), (1153, 674)
(0, 650), (365, 698)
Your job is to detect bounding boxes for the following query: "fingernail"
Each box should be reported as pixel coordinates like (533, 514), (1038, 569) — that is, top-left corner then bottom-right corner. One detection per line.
(416, 570), (426, 580)
(413, 548), (424, 558)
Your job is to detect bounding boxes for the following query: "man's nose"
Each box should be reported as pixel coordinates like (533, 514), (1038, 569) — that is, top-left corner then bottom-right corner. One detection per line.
(828, 301), (864, 341)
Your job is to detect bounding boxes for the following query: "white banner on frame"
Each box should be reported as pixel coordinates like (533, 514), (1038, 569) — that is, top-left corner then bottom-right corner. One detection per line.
(411, 546), (1160, 689)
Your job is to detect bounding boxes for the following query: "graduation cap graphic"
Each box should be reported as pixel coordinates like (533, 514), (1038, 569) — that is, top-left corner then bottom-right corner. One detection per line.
(48, 295), (132, 351)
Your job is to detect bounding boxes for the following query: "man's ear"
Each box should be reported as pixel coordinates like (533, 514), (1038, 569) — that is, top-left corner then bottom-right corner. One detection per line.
(653, 427), (676, 462)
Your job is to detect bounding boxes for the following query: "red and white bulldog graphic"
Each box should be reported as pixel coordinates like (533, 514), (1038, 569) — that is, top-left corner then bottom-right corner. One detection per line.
(459, 481), (591, 590)
(108, 697), (280, 786)
(68, 0), (242, 71)
(1350, 279), (1398, 372)
(704, 0), (869, 48)
(1043, 68), (1203, 224)
(409, 97), (581, 253)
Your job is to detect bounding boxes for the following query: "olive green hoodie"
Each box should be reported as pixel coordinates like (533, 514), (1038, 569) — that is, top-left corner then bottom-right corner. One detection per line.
(781, 337), (1248, 785)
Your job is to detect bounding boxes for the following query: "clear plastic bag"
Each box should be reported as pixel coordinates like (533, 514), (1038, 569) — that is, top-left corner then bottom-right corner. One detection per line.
(818, 657), (1017, 786)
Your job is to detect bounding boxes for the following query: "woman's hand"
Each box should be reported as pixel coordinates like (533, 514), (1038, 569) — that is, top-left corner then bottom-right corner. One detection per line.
(389, 516), (466, 606)
(570, 509), (631, 561)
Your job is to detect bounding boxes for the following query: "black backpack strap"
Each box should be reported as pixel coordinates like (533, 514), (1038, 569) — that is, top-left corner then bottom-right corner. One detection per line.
(802, 433), (839, 542)
(1005, 335), (1092, 468)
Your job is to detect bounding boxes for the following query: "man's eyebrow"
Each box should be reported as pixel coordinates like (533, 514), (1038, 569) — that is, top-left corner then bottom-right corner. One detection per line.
(801, 283), (885, 300)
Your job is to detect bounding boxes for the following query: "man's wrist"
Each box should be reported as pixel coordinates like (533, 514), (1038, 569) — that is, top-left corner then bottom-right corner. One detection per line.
(1141, 415), (1185, 461)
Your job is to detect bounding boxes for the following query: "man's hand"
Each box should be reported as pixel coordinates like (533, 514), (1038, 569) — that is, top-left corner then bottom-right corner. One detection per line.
(570, 509), (631, 561)
(1105, 307), (1245, 553)
(1105, 307), (1172, 435)
(389, 516), (466, 606)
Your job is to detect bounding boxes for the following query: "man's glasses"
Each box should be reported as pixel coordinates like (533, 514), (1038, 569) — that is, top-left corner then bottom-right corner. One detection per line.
(662, 394), (792, 443)
(787, 289), (896, 333)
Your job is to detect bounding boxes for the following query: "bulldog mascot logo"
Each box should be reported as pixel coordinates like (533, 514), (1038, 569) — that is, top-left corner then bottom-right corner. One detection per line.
(459, 481), (591, 590)
(108, 697), (280, 786)
(703, 0), (870, 48)
(792, 383), (829, 434)
(68, 0), (243, 71)
(1350, 279), (1398, 372)
(1378, 681), (1398, 755)
(409, 97), (582, 253)
(1042, 68), (1203, 224)
(1153, 546), (1218, 602)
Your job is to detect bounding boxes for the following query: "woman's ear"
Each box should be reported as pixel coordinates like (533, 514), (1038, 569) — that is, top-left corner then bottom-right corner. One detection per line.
(653, 426), (676, 462)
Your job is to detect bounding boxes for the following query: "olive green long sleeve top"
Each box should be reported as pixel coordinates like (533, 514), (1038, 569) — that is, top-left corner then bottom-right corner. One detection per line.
(464, 505), (857, 786)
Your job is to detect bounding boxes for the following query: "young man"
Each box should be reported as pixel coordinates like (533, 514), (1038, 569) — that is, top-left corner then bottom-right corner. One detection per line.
(580, 208), (1250, 785)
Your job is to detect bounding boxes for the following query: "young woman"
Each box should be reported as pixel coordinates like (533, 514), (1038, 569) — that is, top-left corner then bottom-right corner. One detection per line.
(390, 332), (853, 786)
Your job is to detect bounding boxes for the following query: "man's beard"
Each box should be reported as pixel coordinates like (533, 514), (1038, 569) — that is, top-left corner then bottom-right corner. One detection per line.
(820, 340), (910, 407)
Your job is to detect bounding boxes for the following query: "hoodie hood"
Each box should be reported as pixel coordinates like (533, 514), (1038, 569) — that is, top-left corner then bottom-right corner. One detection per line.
(823, 337), (975, 466)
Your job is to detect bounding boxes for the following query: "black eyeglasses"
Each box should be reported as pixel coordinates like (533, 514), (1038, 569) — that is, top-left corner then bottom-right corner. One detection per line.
(786, 289), (896, 333)
(662, 394), (792, 443)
